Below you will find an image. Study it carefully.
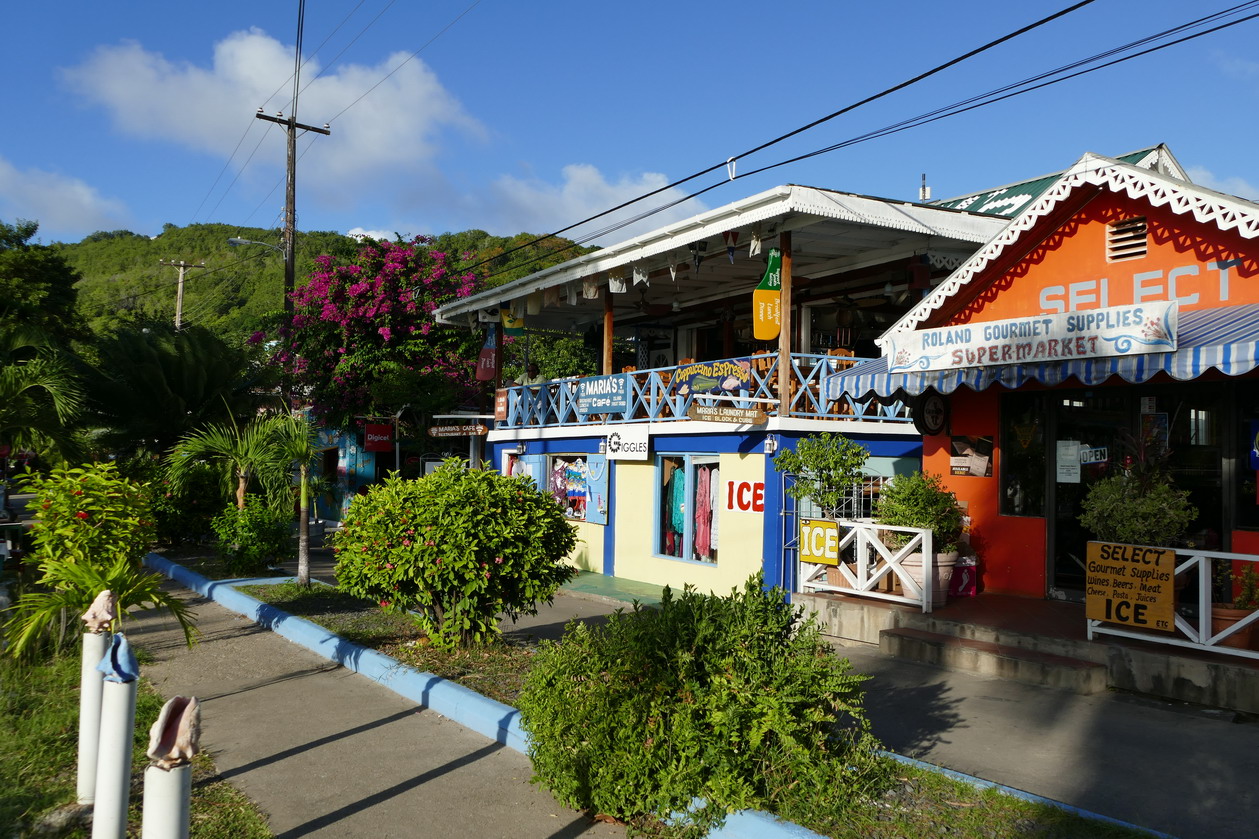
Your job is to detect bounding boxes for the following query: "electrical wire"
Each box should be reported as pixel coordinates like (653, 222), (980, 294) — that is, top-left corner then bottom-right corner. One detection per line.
(455, 0), (1100, 279)
(469, 1), (1259, 286)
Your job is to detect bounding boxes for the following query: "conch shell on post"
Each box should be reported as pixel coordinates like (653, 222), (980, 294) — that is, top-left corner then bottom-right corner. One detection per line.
(147, 696), (201, 770)
(81, 589), (117, 633)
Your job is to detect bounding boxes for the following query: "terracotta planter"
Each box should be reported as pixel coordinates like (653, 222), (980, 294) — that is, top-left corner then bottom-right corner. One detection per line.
(901, 551), (959, 605)
(1210, 605), (1258, 649)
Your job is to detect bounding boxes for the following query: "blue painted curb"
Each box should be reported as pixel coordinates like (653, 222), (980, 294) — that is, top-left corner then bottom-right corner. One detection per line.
(144, 553), (1165, 839)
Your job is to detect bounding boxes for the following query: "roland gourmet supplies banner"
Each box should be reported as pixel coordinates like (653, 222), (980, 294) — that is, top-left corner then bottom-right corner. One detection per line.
(886, 301), (1177, 373)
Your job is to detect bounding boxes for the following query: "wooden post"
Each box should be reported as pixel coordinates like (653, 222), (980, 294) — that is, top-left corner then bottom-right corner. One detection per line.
(777, 231), (793, 416)
(603, 288), (614, 374)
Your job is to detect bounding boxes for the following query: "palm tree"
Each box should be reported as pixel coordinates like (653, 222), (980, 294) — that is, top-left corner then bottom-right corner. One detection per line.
(166, 413), (292, 511)
(80, 324), (272, 457)
(270, 413), (319, 586)
(0, 326), (83, 458)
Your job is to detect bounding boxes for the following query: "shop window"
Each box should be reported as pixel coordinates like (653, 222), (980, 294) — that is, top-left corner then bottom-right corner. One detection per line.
(657, 455), (720, 563)
(507, 452), (608, 523)
(1000, 393), (1046, 516)
(1107, 216), (1148, 261)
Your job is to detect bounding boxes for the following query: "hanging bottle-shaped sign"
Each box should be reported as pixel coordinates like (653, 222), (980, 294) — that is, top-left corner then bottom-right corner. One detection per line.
(476, 325), (498, 381)
(752, 247), (782, 341)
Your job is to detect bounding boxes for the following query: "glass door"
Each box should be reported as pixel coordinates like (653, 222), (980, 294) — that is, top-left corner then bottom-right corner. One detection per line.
(1049, 392), (1129, 598)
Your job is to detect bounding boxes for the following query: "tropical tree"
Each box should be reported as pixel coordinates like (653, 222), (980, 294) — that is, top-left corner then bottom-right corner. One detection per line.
(0, 325), (83, 459)
(270, 413), (319, 585)
(166, 412), (294, 512)
(0, 219), (85, 343)
(79, 323), (274, 457)
(265, 237), (483, 428)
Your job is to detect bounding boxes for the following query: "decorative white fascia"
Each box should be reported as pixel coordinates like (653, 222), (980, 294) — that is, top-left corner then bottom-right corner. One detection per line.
(877, 153), (1259, 349)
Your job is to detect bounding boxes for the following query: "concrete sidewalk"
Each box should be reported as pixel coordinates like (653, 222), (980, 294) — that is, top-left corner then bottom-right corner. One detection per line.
(127, 589), (625, 839)
(131, 555), (1259, 839)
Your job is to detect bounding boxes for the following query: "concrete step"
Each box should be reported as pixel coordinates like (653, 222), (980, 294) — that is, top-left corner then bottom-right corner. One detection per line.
(880, 627), (1108, 695)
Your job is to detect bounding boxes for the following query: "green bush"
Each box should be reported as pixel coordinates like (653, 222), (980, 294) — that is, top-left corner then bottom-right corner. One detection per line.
(117, 455), (219, 546)
(211, 497), (292, 576)
(21, 462), (154, 567)
(516, 575), (888, 836)
(6, 462), (196, 660)
(333, 462), (577, 649)
(873, 471), (964, 552)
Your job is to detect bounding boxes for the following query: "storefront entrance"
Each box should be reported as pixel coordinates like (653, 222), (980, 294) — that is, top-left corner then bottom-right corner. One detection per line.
(1005, 382), (1230, 600)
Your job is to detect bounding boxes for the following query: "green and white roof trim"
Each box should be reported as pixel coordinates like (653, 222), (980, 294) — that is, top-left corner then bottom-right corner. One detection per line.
(929, 145), (1188, 218)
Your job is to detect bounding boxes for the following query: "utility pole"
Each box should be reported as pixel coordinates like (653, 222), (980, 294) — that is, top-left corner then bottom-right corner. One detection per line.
(159, 259), (205, 330)
(255, 110), (329, 317)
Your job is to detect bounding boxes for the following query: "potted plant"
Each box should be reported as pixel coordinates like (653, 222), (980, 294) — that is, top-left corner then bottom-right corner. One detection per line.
(1211, 563), (1259, 650)
(772, 432), (870, 519)
(773, 433), (870, 587)
(1077, 473), (1196, 548)
(873, 471), (964, 603)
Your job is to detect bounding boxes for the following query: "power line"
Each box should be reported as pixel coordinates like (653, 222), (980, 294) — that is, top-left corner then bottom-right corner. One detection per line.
(470, 1), (1259, 286)
(455, 0), (1100, 280)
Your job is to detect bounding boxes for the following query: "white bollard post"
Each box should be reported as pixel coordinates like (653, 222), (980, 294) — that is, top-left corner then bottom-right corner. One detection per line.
(77, 589), (117, 805)
(140, 695), (200, 839)
(141, 764), (191, 839)
(92, 633), (139, 839)
(76, 630), (110, 804)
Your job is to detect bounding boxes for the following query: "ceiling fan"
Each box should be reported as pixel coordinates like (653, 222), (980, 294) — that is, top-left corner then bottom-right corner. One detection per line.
(634, 287), (673, 317)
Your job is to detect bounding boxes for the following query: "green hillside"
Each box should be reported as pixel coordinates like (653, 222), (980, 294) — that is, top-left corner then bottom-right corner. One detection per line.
(57, 224), (593, 342)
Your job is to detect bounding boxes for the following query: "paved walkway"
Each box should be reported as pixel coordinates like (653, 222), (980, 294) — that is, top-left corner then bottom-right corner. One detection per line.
(129, 553), (1259, 839)
(127, 585), (626, 839)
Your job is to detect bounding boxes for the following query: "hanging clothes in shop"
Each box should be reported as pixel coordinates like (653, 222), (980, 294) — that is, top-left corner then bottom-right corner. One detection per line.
(709, 466), (719, 553)
(694, 465), (712, 560)
(565, 458), (588, 518)
(550, 460), (567, 507)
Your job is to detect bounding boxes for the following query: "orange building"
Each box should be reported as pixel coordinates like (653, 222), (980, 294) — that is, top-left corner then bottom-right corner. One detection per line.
(833, 149), (1259, 601)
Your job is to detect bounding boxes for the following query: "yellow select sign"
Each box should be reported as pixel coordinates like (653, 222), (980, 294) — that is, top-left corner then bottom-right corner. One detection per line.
(752, 247), (782, 341)
(1084, 541), (1176, 632)
(799, 518), (840, 566)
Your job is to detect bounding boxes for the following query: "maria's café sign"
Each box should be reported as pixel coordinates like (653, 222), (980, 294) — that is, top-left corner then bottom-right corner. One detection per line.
(887, 302), (1177, 373)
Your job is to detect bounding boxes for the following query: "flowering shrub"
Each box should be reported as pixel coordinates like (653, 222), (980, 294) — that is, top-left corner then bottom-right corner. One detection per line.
(333, 462), (577, 649)
(264, 237), (483, 427)
(21, 462), (154, 567)
(8, 462), (197, 660)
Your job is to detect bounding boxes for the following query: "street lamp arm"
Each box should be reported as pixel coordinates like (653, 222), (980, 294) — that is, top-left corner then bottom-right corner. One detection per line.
(227, 237), (284, 255)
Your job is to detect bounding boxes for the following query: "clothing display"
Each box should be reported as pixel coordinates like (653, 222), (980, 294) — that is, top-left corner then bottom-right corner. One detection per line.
(658, 456), (718, 563)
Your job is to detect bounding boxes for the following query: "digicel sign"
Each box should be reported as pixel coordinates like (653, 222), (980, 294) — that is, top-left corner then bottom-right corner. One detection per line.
(364, 423), (393, 452)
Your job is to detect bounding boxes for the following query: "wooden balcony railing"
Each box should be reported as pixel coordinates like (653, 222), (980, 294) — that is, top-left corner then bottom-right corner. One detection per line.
(494, 353), (910, 429)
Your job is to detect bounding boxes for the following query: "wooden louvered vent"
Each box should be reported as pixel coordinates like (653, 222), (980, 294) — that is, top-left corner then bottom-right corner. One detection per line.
(1107, 216), (1148, 261)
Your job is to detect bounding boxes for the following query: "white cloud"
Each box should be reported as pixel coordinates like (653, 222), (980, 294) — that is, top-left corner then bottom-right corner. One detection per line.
(490, 164), (708, 245)
(346, 227), (398, 241)
(59, 29), (484, 202)
(0, 155), (129, 240)
(1187, 166), (1259, 202)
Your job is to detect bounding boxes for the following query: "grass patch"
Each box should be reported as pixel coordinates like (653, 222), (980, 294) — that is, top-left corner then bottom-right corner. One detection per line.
(0, 652), (271, 838)
(238, 580), (1156, 839)
(241, 581), (537, 705)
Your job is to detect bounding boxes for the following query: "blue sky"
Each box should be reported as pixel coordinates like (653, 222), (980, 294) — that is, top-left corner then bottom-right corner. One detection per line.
(4, 1), (1259, 247)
